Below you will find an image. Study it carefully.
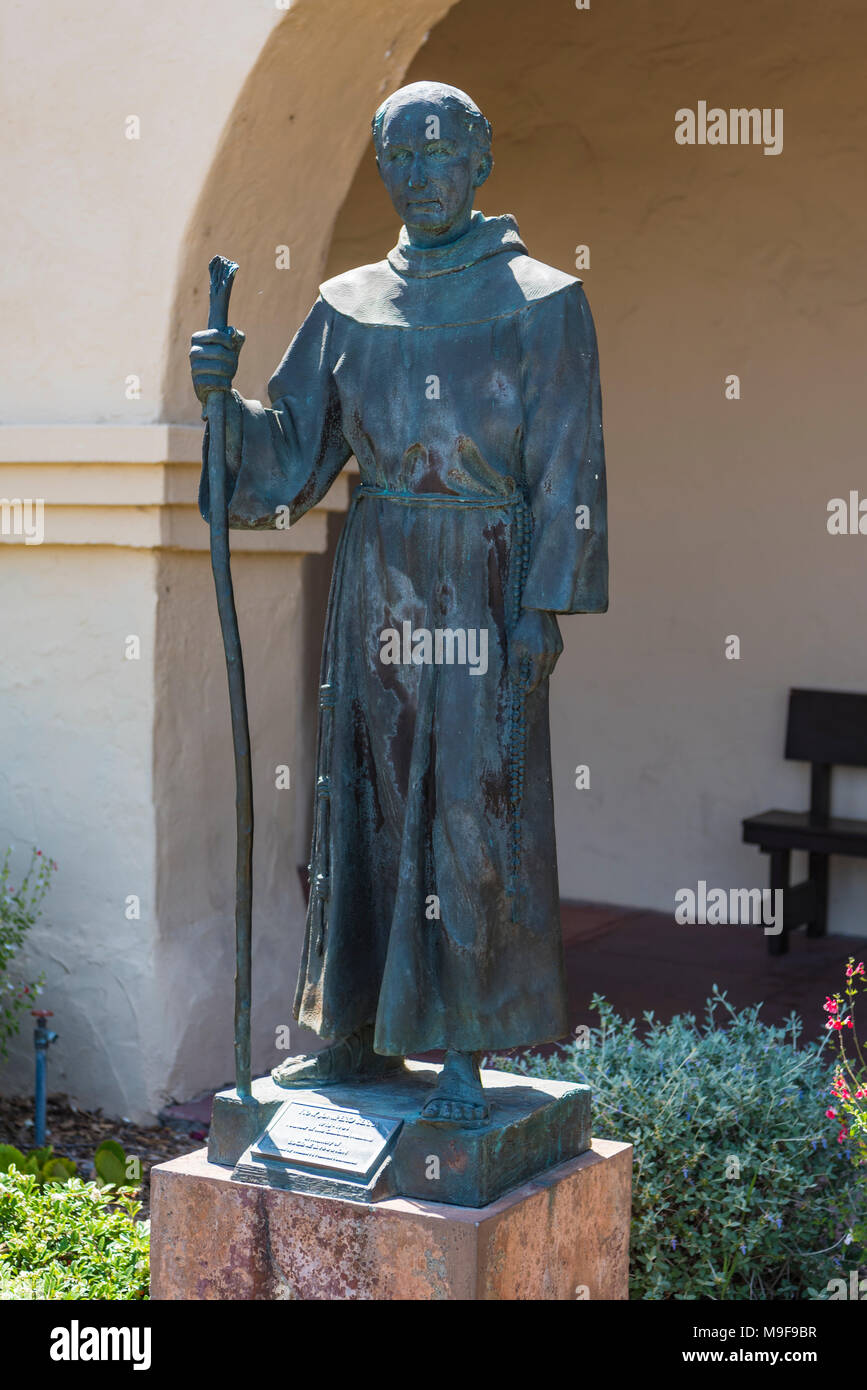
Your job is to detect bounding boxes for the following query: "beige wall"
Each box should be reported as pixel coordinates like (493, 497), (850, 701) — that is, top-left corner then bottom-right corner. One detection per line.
(150, 548), (317, 1107)
(326, 0), (867, 935)
(0, 545), (158, 1117)
(0, 0), (457, 1117)
(2, 0), (866, 1120)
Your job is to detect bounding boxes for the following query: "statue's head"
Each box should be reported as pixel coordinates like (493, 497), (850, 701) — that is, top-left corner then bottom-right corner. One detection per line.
(372, 81), (493, 247)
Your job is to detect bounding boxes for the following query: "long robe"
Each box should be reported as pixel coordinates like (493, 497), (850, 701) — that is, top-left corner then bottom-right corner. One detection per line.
(199, 212), (608, 1055)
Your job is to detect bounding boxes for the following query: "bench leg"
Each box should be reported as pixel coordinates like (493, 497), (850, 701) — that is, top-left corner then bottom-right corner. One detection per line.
(806, 853), (830, 938)
(768, 849), (791, 956)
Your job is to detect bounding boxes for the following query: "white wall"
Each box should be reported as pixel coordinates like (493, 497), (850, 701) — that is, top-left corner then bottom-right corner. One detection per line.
(0, 546), (158, 1117)
(325, 0), (867, 938)
(0, 0), (459, 1117)
(2, 0), (866, 1123)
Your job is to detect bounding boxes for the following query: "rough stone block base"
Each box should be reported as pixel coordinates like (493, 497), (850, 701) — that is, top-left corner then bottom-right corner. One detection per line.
(150, 1139), (631, 1300)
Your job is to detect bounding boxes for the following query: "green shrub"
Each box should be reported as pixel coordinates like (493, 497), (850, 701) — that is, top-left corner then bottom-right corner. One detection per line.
(0, 1169), (149, 1300)
(0, 1267), (44, 1300)
(0, 1145), (78, 1185)
(0, 846), (54, 1058)
(491, 987), (865, 1300)
(93, 1139), (138, 1189)
(824, 957), (867, 1249)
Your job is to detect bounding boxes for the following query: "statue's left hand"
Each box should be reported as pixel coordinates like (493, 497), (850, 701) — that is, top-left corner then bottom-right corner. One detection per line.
(508, 610), (563, 693)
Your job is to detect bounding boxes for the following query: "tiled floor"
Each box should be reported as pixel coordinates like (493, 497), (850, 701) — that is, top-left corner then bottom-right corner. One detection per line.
(560, 899), (860, 1039)
(161, 900), (862, 1128)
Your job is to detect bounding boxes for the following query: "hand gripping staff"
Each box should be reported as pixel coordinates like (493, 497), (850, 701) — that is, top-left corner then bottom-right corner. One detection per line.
(205, 255), (253, 1099)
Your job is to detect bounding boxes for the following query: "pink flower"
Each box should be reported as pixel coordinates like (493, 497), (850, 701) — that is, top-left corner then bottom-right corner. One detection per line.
(826, 1107), (837, 1119)
(824, 997), (838, 1013)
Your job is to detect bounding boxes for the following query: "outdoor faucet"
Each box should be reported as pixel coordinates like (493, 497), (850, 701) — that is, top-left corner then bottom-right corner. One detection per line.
(32, 1010), (58, 1148)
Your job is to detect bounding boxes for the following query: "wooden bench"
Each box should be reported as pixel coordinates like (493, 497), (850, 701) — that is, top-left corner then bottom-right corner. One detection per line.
(742, 687), (867, 955)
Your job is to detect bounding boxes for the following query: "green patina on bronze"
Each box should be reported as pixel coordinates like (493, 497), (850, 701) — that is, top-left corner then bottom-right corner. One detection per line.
(191, 81), (608, 1136)
(211, 1065), (591, 1209)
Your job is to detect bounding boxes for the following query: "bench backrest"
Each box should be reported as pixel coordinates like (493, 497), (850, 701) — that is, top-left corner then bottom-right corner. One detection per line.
(785, 688), (867, 769)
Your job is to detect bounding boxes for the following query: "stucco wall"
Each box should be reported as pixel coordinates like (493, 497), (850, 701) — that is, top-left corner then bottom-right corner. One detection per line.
(0, 546), (158, 1116)
(149, 548), (320, 1106)
(324, 0), (867, 936)
(0, 0), (459, 1117)
(2, 0), (866, 1122)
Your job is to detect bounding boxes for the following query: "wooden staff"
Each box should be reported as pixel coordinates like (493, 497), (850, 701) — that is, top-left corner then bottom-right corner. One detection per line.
(206, 254), (253, 1099)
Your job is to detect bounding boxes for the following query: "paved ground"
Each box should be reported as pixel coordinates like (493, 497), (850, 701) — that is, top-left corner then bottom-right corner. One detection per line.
(157, 899), (860, 1129)
(8, 902), (850, 1179)
(560, 899), (859, 1039)
(0, 1092), (196, 1219)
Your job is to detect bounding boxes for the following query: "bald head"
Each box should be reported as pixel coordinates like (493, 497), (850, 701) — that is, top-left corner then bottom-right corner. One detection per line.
(372, 82), (494, 249)
(372, 81), (492, 160)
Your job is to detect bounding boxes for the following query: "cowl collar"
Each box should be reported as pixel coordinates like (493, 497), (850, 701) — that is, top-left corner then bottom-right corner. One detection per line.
(387, 211), (527, 279)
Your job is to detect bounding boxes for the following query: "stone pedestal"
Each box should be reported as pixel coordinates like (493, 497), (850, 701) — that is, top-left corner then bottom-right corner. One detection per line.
(207, 1061), (592, 1208)
(150, 1138), (632, 1300)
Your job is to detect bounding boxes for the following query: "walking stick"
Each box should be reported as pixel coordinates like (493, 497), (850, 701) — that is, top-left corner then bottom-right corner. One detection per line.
(206, 254), (253, 1100)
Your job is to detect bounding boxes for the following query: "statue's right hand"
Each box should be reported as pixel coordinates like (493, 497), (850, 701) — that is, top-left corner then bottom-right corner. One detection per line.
(190, 327), (246, 404)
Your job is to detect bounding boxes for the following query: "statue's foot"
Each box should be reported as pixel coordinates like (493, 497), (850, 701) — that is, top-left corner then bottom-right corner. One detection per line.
(419, 1050), (489, 1127)
(271, 1023), (403, 1089)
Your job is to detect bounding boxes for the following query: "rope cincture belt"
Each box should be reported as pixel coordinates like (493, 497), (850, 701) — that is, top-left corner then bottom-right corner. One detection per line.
(356, 478), (533, 922)
(357, 483), (521, 508)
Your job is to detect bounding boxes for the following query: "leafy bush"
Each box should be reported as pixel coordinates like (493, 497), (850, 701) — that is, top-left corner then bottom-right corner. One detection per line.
(0, 1266), (45, 1300)
(822, 957), (867, 1254)
(0, 1169), (149, 1300)
(824, 959), (867, 1155)
(0, 846), (54, 1058)
(491, 988), (865, 1300)
(0, 1145), (77, 1185)
(0, 1138), (140, 1190)
(93, 1139), (142, 1188)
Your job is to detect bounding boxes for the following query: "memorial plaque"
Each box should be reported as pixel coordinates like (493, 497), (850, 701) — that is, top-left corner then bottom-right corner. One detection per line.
(223, 1065), (591, 1204)
(252, 1102), (402, 1181)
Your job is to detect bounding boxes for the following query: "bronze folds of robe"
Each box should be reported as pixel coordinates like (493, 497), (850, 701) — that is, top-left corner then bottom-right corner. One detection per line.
(199, 212), (608, 1056)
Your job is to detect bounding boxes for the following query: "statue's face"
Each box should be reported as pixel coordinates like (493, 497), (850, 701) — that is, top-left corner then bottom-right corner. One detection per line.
(377, 98), (491, 244)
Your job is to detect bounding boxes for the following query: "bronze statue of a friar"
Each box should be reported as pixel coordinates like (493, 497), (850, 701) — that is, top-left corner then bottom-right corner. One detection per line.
(191, 81), (608, 1129)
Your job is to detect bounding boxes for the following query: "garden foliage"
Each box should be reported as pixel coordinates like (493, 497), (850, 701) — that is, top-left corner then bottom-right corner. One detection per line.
(0, 847), (54, 1059)
(492, 987), (865, 1299)
(0, 1169), (148, 1300)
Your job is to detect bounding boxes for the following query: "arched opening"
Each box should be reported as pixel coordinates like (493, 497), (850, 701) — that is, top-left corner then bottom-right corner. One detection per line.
(323, 0), (867, 929)
(154, 0), (867, 1107)
(154, 0), (460, 1097)
(161, 0), (457, 423)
